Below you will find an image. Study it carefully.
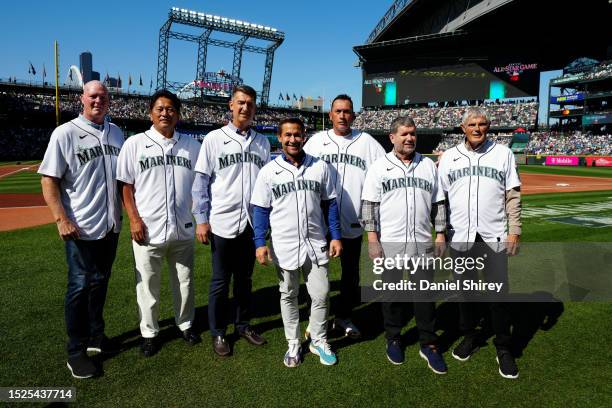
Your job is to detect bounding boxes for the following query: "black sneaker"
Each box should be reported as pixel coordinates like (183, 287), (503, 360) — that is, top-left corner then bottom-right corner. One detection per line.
(87, 335), (120, 354)
(452, 337), (480, 361)
(67, 353), (99, 379)
(496, 349), (519, 379)
(141, 337), (158, 357)
(182, 329), (201, 346)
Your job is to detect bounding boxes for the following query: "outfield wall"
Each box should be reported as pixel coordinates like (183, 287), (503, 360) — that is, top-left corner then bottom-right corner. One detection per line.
(422, 154), (612, 167)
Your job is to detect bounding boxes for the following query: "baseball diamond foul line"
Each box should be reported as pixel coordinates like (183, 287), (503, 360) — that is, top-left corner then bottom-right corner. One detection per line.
(0, 165), (38, 179)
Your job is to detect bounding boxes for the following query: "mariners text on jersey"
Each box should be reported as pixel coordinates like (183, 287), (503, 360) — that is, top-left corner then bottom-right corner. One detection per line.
(218, 151), (266, 170)
(139, 154), (193, 172)
(76, 143), (121, 166)
(271, 179), (322, 200)
(318, 152), (366, 171)
(382, 176), (433, 194)
(446, 165), (506, 185)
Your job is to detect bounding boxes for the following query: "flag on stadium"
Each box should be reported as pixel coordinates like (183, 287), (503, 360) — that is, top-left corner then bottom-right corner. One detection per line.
(69, 70), (73, 81)
(278, 92), (283, 101)
(139, 75), (143, 86)
(286, 93), (290, 101)
(293, 93), (297, 100)
(300, 95), (303, 102)
(150, 78), (153, 89)
(118, 74), (122, 88)
(43, 64), (46, 79)
(104, 73), (109, 84)
(128, 74), (132, 86)
(29, 62), (36, 75)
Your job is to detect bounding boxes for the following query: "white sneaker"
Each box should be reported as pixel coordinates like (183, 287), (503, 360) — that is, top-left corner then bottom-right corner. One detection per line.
(333, 318), (361, 339)
(309, 340), (337, 365)
(284, 342), (301, 368)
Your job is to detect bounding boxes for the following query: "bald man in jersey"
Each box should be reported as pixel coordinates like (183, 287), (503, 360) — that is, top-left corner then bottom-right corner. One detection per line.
(39, 80), (124, 378)
(437, 106), (521, 379)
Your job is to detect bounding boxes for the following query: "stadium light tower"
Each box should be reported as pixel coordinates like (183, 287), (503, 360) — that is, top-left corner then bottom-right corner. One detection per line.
(157, 7), (285, 105)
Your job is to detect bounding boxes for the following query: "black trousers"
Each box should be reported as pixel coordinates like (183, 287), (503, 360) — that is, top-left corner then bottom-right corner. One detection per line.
(336, 235), (363, 319)
(381, 267), (438, 346)
(208, 226), (255, 337)
(453, 234), (512, 350)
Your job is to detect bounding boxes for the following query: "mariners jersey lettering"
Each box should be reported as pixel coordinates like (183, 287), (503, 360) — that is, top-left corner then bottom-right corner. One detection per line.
(251, 154), (336, 270)
(437, 140), (521, 243)
(362, 152), (443, 243)
(38, 116), (124, 240)
(194, 125), (270, 239)
(116, 127), (201, 244)
(303, 129), (385, 238)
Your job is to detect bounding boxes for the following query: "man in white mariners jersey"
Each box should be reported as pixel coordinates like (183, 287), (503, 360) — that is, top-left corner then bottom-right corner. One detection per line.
(303, 94), (385, 338)
(39, 80), (123, 378)
(117, 89), (201, 357)
(437, 106), (521, 379)
(251, 118), (343, 367)
(193, 85), (270, 356)
(361, 116), (448, 374)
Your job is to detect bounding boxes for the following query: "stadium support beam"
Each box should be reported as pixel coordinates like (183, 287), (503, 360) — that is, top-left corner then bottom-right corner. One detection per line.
(156, 19), (172, 90)
(261, 42), (280, 107)
(157, 7), (285, 102)
(232, 36), (249, 85)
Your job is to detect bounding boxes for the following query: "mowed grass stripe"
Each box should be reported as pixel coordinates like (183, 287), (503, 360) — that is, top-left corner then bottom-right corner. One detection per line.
(0, 171), (42, 194)
(519, 165), (612, 178)
(1, 194), (612, 405)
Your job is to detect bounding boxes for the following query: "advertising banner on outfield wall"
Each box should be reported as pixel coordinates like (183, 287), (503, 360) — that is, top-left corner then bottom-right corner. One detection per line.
(545, 156), (579, 166)
(586, 157), (612, 167)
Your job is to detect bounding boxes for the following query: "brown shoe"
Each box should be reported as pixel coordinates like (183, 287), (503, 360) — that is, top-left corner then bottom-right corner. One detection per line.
(239, 327), (267, 346)
(212, 336), (231, 357)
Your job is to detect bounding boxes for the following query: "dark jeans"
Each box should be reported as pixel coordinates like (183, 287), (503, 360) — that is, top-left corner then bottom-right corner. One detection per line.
(381, 267), (438, 346)
(336, 235), (363, 319)
(208, 226), (255, 337)
(453, 234), (512, 350)
(64, 232), (119, 356)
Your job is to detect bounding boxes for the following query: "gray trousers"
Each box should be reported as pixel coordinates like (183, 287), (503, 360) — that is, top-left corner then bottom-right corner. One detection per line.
(276, 258), (329, 343)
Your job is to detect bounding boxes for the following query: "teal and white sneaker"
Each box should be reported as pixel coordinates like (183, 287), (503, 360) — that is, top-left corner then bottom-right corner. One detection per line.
(309, 340), (337, 366)
(283, 341), (301, 368)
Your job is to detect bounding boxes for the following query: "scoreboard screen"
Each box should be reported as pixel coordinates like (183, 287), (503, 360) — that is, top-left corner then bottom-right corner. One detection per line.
(363, 62), (539, 107)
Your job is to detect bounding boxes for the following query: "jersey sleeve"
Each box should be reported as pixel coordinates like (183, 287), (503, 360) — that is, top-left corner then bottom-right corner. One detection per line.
(38, 128), (68, 178)
(302, 133), (318, 156)
(361, 164), (381, 203)
(321, 161), (336, 200)
(505, 149), (521, 190)
(194, 132), (215, 176)
(437, 154), (449, 193)
(430, 160), (445, 203)
(370, 137), (386, 163)
(250, 168), (272, 208)
(116, 139), (135, 184)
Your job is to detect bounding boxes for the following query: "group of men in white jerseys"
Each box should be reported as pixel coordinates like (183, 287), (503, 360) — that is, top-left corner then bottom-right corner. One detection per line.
(40, 80), (521, 380)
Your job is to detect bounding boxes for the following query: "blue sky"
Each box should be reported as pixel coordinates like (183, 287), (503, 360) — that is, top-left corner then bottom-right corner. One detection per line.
(1, 0), (389, 109)
(1, 0), (561, 122)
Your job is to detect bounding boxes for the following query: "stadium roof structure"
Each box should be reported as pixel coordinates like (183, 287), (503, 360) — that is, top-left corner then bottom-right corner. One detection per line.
(356, 0), (610, 72)
(157, 7), (285, 105)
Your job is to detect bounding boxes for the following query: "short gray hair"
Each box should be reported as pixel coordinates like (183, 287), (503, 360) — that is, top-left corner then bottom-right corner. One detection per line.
(462, 107), (490, 125)
(390, 116), (416, 134)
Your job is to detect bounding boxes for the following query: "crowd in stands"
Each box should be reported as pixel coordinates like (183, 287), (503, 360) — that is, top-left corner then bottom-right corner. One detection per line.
(0, 91), (317, 128)
(0, 127), (52, 161)
(552, 61), (612, 84)
(432, 131), (612, 155)
(525, 132), (612, 155)
(353, 101), (538, 131)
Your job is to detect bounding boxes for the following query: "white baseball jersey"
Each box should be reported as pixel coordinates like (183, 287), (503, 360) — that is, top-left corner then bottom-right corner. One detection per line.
(194, 125), (270, 239)
(38, 116), (124, 240)
(116, 126), (201, 244)
(362, 152), (443, 243)
(437, 139), (521, 243)
(303, 129), (385, 239)
(250, 154), (336, 270)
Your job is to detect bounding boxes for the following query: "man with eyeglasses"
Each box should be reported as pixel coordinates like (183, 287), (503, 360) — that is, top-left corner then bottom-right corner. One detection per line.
(117, 89), (202, 357)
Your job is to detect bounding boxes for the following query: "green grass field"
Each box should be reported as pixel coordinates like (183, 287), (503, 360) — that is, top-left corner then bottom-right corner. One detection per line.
(0, 170), (42, 194)
(1, 167), (612, 406)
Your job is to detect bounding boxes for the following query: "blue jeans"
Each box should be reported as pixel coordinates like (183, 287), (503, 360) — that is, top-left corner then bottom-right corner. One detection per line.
(64, 232), (118, 356)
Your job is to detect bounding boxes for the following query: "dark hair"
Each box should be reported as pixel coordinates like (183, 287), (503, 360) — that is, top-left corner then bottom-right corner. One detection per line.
(149, 89), (181, 115)
(277, 118), (305, 135)
(330, 94), (354, 111)
(232, 84), (257, 101)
